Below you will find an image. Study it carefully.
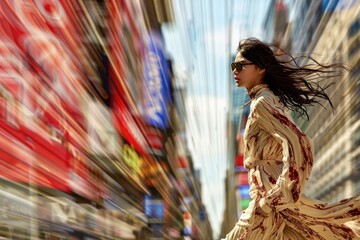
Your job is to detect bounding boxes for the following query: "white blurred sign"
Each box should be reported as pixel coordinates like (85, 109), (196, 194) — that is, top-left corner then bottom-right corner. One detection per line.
(86, 99), (121, 156)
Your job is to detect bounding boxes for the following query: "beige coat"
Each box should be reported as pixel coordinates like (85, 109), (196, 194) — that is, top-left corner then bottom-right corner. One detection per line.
(223, 84), (360, 240)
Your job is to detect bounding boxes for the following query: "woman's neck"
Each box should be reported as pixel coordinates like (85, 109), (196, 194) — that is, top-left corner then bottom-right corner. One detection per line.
(247, 83), (269, 99)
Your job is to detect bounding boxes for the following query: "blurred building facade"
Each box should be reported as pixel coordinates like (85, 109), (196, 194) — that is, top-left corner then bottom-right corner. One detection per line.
(263, 0), (289, 47)
(262, 0), (360, 205)
(220, 76), (250, 238)
(263, 0), (360, 203)
(0, 0), (212, 239)
(289, 1), (360, 202)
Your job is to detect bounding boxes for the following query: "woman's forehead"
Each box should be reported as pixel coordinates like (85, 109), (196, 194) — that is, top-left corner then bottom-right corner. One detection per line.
(235, 52), (247, 62)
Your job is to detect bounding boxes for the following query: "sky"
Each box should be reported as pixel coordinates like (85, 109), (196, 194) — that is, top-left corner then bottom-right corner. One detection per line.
(162, 0), (271, 238)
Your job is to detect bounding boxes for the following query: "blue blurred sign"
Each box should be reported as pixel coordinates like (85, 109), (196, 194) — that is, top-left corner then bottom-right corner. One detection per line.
(199, 204), (206, 221)
(144, 195), (164, 219)
(184, 226), (192, 236)
(322, 0), (357, 12)
(238, 185), (250, 199)
(144, 31), (171, 129)
(322, 0), (340, 11)
(199, 210), (206, 221)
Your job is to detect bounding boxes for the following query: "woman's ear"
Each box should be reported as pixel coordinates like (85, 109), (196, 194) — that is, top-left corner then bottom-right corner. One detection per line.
(258, 67), (266, 74)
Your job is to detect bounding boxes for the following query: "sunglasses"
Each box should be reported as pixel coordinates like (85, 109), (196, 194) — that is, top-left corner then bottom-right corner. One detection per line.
(231, 62), (254, 71)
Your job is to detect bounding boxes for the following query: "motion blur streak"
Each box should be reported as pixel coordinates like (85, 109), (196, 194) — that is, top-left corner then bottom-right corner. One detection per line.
(1, 0), (358, 239)
(0, 0), (210, 239)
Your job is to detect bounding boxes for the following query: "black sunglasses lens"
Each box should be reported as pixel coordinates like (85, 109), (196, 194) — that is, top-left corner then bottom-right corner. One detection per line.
(231, 62), (241, 71)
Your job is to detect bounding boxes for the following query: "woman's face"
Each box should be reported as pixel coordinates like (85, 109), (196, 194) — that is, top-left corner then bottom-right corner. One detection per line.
(232, 52), (264, 90)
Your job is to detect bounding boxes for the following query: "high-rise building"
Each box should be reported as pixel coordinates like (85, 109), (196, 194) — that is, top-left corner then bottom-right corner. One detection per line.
(221, 52), (251, 237)
(294, 2), (360, 202)
(265, 0), (360, 203)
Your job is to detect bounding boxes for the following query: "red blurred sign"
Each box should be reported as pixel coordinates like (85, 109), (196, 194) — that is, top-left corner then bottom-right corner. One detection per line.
(0, 1), (102, 202)
(144, 126), (164, 150)
(0, 0), (86, 120)
(107, 0), (151, 156)
(237, 172), (249, 186)
(111, 93), (148, 155)
(0, 118), (104, 203)
(235, 154), (244, 167)
(176, 156), (189, 169)
(0, 118), (70, 192)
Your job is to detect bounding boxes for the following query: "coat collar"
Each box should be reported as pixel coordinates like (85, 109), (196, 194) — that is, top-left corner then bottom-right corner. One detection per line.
(247, 84), (269, 100)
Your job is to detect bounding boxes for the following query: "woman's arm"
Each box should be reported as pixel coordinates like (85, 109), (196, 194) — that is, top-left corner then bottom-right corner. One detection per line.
(252, 95), (313, 214)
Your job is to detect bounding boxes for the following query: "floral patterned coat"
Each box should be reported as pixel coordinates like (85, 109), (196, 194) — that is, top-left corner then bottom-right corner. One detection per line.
(223, 84), (360, 240)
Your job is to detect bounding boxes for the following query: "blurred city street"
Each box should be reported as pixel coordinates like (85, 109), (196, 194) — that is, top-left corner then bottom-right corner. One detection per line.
(0, 0), (359, 239)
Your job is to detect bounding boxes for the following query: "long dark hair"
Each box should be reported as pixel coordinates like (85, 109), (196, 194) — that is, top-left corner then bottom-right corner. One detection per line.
(238, 38), (346, 119)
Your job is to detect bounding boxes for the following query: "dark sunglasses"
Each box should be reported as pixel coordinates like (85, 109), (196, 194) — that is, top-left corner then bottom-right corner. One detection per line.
(231, 62), (254, 71)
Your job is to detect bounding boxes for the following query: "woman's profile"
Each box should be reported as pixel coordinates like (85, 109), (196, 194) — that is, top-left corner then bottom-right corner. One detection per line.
(223, 38), (360, 240)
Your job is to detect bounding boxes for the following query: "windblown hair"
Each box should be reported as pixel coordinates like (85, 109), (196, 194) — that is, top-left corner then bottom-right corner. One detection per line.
(238, 38), (346, 119)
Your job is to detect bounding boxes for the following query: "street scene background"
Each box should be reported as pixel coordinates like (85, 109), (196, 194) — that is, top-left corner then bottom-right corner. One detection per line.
(0, 0), (359, 239)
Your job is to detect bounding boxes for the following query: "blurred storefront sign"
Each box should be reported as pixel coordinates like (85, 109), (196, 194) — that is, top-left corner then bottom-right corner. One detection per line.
(108, 0), (150, 157)
(122, 142), (144, 179)
(107, 0), (145, 107)
(236, 184), (252, 218)
(111, 92), (148, 156)
(240, 199), (251, 211)
(0, 183), (37, 238)
(235, 153), (251, 217)
(238, 185), (250, 199)
(38, 198), (92, 230)
(144, 31), (171, 129)
(144, 126), (165, 151)
(0, 0), (100, 202)
(68, 146), (100, 203)
(175, 133), (190, 172)
(183, 211), (192, 236)
(144, 194), (165, 238)
(0, 111), (103, 204)
(176, 156), (189, 170)
(37, 197), (137, 239)
(235, 154), (247, 172)
(0, 117), (71, 191)
(0, 186), (36, 221)
(0, 0), (86, 120)
(143, 159), (163, 187)
(237, 172), (249, 186)
(144, 195), (164, 223)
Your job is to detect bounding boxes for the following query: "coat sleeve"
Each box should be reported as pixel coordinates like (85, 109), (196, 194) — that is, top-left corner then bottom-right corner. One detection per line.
(252, 96), (314, 213)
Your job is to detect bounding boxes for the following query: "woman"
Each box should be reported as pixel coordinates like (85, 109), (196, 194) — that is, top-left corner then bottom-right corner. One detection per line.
(223, 38), (360, 240)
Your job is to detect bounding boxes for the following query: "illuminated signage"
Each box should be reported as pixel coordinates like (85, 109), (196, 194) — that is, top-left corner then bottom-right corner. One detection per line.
(122, 143), (143, 176)
(144, 195), (164, 222)
(238, 185), (250, 199)
(144, 31), (171, 129)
